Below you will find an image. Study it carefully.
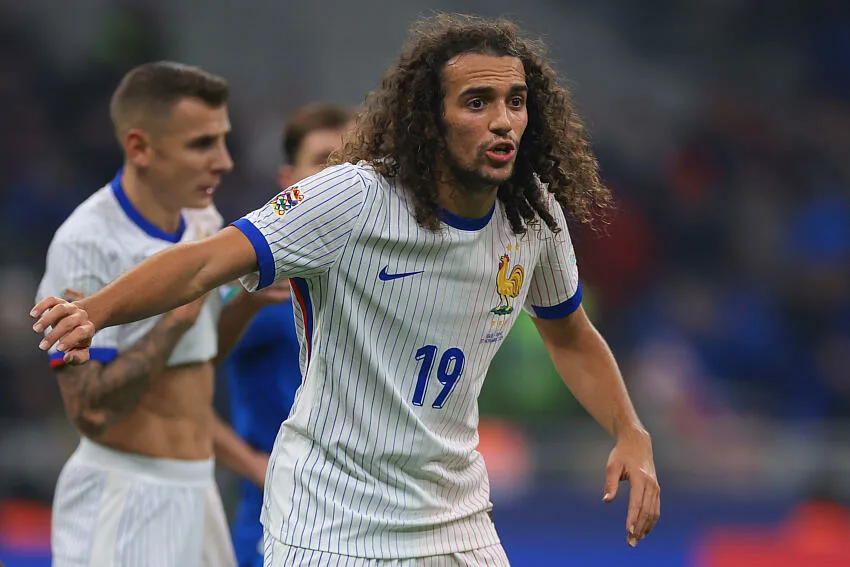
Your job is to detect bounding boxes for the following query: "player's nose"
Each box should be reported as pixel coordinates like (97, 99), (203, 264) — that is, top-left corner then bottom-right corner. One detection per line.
(214, 144), (234, 174)
(489, 103), (512, 136)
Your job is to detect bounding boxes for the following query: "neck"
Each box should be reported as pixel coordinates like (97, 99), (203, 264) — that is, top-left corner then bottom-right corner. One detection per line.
(435, 170), (498, 219)
(121, 165), (182, 233)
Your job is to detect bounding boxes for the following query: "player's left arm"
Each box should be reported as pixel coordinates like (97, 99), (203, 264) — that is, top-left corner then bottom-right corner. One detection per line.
(532, 306), (659, 547)
(524, 194), (658, 547)
(211, 413), (269, 487)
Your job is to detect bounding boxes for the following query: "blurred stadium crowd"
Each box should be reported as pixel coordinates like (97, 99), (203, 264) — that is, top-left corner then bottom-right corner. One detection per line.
(1, 1), (849, 565)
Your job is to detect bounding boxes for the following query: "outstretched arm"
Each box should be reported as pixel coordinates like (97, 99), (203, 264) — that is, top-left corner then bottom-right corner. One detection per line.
(533, 306), (660, 547)
(33, 226), (258, 363)
(35, 165), (369, 364)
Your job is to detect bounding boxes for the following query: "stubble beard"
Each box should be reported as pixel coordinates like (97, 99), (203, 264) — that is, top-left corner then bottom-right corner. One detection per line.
(445, 150), (513, 195)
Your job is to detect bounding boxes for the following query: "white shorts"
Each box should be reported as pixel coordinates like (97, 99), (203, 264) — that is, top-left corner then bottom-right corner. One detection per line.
(262, 531), (510, 567)
(51, 438), (236, 567)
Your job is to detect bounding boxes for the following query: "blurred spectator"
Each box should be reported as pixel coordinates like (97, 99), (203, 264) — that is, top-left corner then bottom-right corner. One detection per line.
(693, 484), (850, 567)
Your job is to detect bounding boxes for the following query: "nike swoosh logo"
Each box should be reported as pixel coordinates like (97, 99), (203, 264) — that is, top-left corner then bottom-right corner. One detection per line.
(378, 266), (424, 281)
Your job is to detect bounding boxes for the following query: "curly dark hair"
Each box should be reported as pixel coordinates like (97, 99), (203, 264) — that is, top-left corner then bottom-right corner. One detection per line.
(332, 13), (612, 234)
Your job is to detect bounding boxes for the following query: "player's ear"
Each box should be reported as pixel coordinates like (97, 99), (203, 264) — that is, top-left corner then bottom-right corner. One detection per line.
(277, 164), (295, 189)
(125, 128), (153, 167)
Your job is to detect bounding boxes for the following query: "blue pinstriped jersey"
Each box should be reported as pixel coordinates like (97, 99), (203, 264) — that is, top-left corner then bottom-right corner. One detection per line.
(232, 162), (581, 558)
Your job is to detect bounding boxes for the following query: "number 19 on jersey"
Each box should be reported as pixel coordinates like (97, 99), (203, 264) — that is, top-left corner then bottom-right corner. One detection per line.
(411, 345), (466, 409)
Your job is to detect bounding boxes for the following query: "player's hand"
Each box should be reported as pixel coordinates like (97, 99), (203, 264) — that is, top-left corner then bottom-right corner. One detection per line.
(602, 428), (660, 547)
(31, 297), (95, 365)
(164, 293), (209, 331)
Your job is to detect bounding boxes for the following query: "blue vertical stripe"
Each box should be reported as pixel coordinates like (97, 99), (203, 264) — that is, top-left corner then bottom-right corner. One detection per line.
(290, 277), (314, 365)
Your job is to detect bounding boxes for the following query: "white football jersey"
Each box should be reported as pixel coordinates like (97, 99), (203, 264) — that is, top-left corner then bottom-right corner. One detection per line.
(37, 171), (224, 368)
(233, 163), (581, 558)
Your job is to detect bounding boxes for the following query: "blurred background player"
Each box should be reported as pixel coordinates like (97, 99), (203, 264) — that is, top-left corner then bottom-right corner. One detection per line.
(224, 102), (353, 567)
(35, 61), (286, 567)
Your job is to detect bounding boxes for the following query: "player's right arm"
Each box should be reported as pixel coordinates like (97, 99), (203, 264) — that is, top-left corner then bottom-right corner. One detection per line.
(33, 226), (258, 364)
(33, 163), (369, 364)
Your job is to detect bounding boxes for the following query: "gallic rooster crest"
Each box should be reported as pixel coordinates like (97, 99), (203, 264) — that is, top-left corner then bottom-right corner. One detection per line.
(491, 254), (524, 315)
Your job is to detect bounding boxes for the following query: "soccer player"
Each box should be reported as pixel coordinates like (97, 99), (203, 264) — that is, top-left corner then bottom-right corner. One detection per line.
(33, 15), (661, 565)
(225, 102), (353, 567)
(35, 61), (286, 567)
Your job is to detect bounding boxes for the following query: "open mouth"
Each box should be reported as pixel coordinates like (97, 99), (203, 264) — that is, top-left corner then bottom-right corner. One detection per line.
(485, 141), (516, 163)
(489, 142), (515, 155)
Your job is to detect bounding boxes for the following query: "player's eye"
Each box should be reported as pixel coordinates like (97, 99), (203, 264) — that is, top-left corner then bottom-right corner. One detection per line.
(188, 136), (216, 149)
(509, 96), (525, 108)
(467, 99), (484, 110)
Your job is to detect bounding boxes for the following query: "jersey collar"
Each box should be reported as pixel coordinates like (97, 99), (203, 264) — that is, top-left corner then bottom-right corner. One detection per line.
(438, 203), (495, 231)
(111, 169), (186, 243)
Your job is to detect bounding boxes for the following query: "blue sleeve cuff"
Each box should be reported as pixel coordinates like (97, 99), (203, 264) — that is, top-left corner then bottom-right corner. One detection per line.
(231, 218), (275, 290)
(49, 347), (118, 367)
(530, 281), (583, 319)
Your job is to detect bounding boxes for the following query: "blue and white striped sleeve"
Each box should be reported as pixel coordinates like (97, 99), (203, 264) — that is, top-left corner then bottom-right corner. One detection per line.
(523, 197), (582, 320)
(231, 163), (368, 291)
(38, 237), (121, 367)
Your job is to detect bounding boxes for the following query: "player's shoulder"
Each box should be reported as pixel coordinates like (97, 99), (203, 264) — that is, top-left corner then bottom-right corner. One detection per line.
(300, 161), (382, 190)
(518, 182), (571, 244)
(292, 161), (387, 210)
(50, 185), (120, 250)
(534, 177), (557, 207)
(352, 160), (398, 188)
(41, 185), (124, 280)
(536, 181), (568, 225)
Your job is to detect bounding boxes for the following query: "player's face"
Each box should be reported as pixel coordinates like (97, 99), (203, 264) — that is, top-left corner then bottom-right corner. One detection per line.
(278, 126), (349, 187)
(147, 97), (233, 210)
(440, 54), (528, 193)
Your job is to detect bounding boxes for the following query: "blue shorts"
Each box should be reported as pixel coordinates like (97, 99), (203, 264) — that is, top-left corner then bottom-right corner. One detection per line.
(231, 482), (264, 567)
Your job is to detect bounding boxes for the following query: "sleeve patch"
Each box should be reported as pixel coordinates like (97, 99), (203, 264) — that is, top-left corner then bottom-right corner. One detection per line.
(272, 186), (305, 216)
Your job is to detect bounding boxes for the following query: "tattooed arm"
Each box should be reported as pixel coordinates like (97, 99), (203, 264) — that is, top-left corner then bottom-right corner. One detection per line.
(55, 295), (207, 438)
